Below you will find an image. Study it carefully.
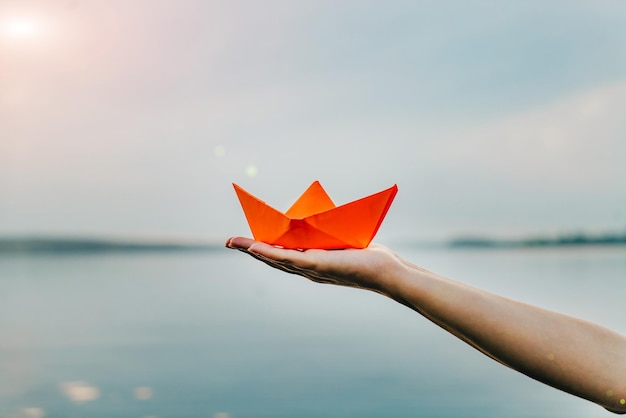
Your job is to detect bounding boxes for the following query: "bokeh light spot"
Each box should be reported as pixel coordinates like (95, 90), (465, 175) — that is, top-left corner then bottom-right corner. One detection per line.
(245, 165), (258, 178)
(214, 145), (226, 158)
(4, 19), (38, 38)
(133, 386), (153, 400)
(14, 408), (45, 418)
(59, 381), (100, 404)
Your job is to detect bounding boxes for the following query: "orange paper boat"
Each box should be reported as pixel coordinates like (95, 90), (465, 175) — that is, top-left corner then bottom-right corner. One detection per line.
(233, 181), (398, 249)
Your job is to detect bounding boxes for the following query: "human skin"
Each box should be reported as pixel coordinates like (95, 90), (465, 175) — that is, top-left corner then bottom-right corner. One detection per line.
(225, 236), (626, 413)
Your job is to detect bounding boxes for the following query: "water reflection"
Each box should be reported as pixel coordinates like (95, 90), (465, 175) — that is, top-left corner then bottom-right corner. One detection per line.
(59, 381), (100, 403)
(7, 408), (45, 418)
(133, 386), (152, 400)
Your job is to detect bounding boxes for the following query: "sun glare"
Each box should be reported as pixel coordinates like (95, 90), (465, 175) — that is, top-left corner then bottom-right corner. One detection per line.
(4, 19), (39, 38)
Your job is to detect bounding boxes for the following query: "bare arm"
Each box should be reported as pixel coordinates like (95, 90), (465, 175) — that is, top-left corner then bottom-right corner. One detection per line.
(225, 237), (626, 413)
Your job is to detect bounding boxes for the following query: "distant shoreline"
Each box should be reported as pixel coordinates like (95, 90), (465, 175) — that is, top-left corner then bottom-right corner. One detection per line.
(1, 232), (625, 255)
(447, 232), (626, 248)
(0, 237), (223, 255)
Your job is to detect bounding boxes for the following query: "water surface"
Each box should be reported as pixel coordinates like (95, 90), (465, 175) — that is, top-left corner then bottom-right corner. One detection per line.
(1, 246), (624, 417)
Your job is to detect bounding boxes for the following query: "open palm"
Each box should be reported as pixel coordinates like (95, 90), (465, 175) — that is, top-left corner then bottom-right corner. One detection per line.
(225, 236), (409, 293)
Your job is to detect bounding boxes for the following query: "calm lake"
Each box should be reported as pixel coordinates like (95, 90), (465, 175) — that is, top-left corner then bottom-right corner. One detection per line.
(1, 245), (624, 417)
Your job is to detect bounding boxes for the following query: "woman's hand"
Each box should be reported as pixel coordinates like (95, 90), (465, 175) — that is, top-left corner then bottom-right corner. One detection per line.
(225, 236), (408, 294)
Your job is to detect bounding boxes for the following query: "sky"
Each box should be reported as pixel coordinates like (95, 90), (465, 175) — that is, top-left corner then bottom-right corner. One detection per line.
(1, 0), (625, 242)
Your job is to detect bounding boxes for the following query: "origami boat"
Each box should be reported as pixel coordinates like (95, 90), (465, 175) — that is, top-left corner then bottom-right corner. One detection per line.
(233, 181), (398, 249)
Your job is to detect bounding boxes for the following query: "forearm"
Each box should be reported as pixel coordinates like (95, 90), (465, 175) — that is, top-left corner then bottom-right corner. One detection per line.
(382, 261), (626, 413)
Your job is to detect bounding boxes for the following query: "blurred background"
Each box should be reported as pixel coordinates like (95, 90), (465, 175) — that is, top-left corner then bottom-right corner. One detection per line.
(2, 0), (625, 242)
(1, 1), (625, 417)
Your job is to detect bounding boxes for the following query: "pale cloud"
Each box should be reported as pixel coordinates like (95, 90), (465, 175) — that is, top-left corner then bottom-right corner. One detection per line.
(437, 80), (626, 190)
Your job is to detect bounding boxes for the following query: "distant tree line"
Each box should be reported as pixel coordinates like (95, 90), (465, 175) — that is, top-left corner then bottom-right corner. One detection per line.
(449, 231), (626, 248)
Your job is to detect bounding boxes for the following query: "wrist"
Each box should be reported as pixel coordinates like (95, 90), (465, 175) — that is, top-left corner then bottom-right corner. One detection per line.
(375, 257), (430, 304)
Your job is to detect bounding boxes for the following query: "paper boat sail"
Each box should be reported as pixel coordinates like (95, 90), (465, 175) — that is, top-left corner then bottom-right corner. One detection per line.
(233, 181), (398, 249)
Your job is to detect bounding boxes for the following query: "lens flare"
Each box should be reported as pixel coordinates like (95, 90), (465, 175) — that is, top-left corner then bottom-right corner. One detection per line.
(4, 19), (39, 38)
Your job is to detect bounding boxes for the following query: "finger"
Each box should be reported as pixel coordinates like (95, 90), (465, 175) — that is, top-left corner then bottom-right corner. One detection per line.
(248, 251), (320, 278)
(226, 237), (313, 274)
(248, 252), (301, 275)
(235, 246), (300, 273)
(247, 242), (317, 269)
(226, 236), (312, 268)
(254, 255), (336, 283)
(227, 237), (331, 279)
(225, 236), (256, 250)
(240, 247), (334, 283)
